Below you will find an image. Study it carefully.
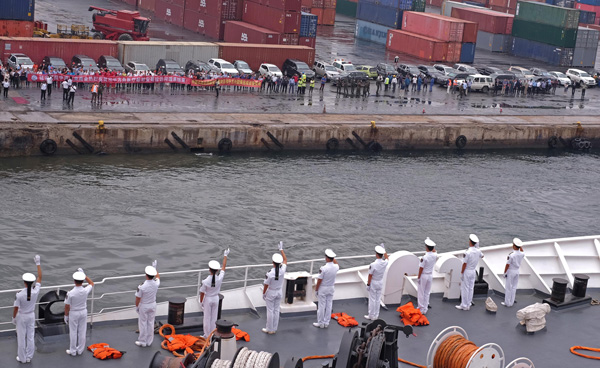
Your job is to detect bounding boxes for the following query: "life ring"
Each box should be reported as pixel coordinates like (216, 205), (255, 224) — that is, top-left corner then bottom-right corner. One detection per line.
(40, 139), (57, 155)
(218, 138), (232, 152)
(547, 136), (558, 149)
(326, 138), (339, 151)
(455, 135), (467, 149)
(368, 141), (383, 152)
(159, 324), (175, 338)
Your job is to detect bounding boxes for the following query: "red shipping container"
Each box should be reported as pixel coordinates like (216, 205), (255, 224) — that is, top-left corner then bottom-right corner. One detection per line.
(311, 8), (324, 24)
(386, 30), (450, 61)
(139, 0), (156, 12)
(187, 0), (241, 20)
(155, 0), (185, 26)
(0, 37), (118, 65)
(216, 43), (315, 70)
(0, 20), (34, 37)
(324, 0), (337, 8)
(322, 8), (336, 25)
(402, 12), (465, 42)
(302, 0), (312, 7)
(280, 33), (299, 44)
(264, 0), (302, 12)
(184, 11), (225, 40)
(242, 2), (301, 33)
(312, 0), (325, 7)
(298, 36), (316, 48)
(172, 0), (186, 6)
(301, 6), (312, 12)
(446, 42), (461, 63)
(224, 21), (282, 44)
(451, 7), (513, 34)
(575, 2), (600, 21)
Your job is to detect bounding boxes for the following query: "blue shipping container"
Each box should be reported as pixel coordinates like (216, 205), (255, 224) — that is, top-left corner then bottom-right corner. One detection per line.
(460, 43), (476, 63)
(579, 10), (596, 24)
(355, 19), (391, 45)
(300, 12), (318, 38)
(575, 0), (600, 6)
(358, 0), (413, 11)
(357, 1), (403, 28)
(511, 37), (574, 67)
(0, 0), (35, 21)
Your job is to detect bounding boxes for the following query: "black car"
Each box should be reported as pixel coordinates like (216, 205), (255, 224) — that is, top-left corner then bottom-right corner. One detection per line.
(442, 72), (472, 86)
(417, 65), (445, 80)
(333, 71), (369, 86)
(282, 59), (316, 79)
(42, 56), (67, 71)
(376, 63), (396, 77)
(489, 73), (517, 82)
(477, 66), (503, 76)
(185, 60), (217, 74)
(157, 59), (184, 74)
(397, 63), (421, 77)
(72, 55), (99, 71)
(97, 55), (125, 72)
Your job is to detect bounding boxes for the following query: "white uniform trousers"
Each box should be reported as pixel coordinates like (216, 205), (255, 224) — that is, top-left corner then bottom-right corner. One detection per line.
(68, 309), (88, 355)
(317, 286), (335, 326)
(203, 296), (219, 337)
(367, 281), (383, 319)
(504, 270), (520, 307)
(417, 274), (433, 314)
(460, 270), (477, 309)
(265, 289), (282, 332)
(17, 312), (35, 362)
(138, 302), (157, 346)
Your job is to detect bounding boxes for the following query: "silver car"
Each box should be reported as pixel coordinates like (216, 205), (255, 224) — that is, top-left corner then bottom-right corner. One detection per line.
(7, 53), (34, 70)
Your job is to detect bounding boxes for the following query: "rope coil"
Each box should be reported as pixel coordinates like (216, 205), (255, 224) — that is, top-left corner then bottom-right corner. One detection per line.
(433, 335), (480, 368)
(228, 346), (273, 368)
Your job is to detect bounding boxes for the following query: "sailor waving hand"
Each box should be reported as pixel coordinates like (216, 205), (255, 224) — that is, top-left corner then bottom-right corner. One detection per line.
(262, 241), (287, 334)
(13, 255), (42, 363)
(200, 249), (229, 337)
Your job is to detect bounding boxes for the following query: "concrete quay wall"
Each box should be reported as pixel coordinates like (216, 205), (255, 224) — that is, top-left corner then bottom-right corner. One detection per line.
(0, 113), (598, 157)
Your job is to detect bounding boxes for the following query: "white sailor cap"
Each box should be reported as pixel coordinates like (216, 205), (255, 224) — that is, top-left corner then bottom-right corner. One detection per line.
(73, 271), (86, 281)
(424, 237), (436, 247)
(22, 273), (36, 282)
(513, 238), (523, 248)
(208, 260), (220, 270)
(375, 245), (386, 255)
(325, 249), (336, 258)
(469, 234), (479, 244)
(145, 266), (157, 276)
(272, 253), (283, 264)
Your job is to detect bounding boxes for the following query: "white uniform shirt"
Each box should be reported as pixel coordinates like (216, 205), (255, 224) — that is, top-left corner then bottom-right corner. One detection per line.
(368, 258), (388, 282)
(507, 251), (525, 271)
(420, 252), (437, 275)
(46, 76), (52, 84)
(264, 264), (287, 291)
(318, 262), (339, 287)
(463, 247), (483, 271)
(135, 278), (160, 304)
(65, 285), (93, 312)
(199, 271), (225, 298)
(41, 83), (47, 91)
(62, 81), (69, 89)
(14, 282), (41, 314)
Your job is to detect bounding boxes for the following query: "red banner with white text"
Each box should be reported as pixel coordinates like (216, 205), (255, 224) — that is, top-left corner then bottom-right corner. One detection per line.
(27, 74), (263, 88)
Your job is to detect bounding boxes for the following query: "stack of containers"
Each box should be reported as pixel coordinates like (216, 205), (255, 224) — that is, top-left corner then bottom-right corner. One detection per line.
(299, 12), (318, 47)
(573, 26), (599, 65)
(451, 7), (513, 52)
(308, 0), (337, 25)
(575, 0), (600, 24)
(0, 0), (35, 37)
(386, 12), (478, 62)
(545, 0), (575, 7)
(355, 0), (426, 45)
(578, 9), (596, 23)
(442, 1), (493, 17)
(155, 0), (186, 26)
(184, 0), (242, 40)
(336, 0), (358, 18)
(510, 1), (580, 66)
(241, 0), (302, 43)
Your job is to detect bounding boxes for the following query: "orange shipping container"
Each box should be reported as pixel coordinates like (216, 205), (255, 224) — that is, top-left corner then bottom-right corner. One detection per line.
(216, 43), (315, 70)
(446, 42), (461, 63)
(322, 8), (336, 25)
(386, 29), (450, 61)
(0, 20), (33, 37)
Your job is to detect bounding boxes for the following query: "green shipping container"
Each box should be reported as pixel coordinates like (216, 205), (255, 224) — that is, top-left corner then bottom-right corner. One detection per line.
(336, 0), (357, 18)
(515, 1), (580, 30)
(411, 0), (426, 12)
(511, 19), (578, 48)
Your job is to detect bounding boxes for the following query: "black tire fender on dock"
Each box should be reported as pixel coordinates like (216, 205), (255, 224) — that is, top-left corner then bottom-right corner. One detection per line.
(39, 139), (57, 156)
(218, 138), (233, 152)
(548, 136), (558, 149)
(455, 135), (467, 149)
(326, 138), (339, 151)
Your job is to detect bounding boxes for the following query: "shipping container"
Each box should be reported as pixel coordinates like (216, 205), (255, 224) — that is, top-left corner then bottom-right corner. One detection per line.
(358, 0), (415, 10)
(216, 43), (315, 70)
(184, 11), (225, 40)
(118, 41), (219, 68)
(299, 36), (317, 48)
(336, 0), (358, 18)
(579, 9), (596, 23)
(224, 21), (282, 44)
(488, 0), (518, 9)
(442, 0), (493, 17)
(260, 0), (302, 12)
(402, 12), (478, 43)
(451, 7), (514, 34)
(139, 0), (156, 12)
(171, 0), (186, 7)
(0, 37), (118, 65)
(280, 33), (300, 44)
(313, 0), (325, 7)
(155, 0), (185, 26)
(412, 0), (427, 11)
(0, 20), (34, 37)
(322, 8), (336, 24)
(576, 0), (600, 5)
(515, 2), (580, 29)
(357, 2), (403, 28)
(242, 2), (301, 33)
(476, 30), (512, 51)
(427, 0), (444, 7)
(186, 0), (241, 20)
(300, 12), (319, 37)
(574, 2), (600, 21)
(511, 19), (578, 47)
(0, 0), (35, 21)
(386, 29), (451, 61)
(324, 0), (338, 8)
(355, 19), (391, 44)
(572, 44), (598, 66)
(489, 5), (515, 14)
(510, 36), (574, 66)
(549, 0), (576, 7)
(580, 23), (600, 35)
(576, 26), (600, 46)
(122, 0), (138, 7)
(446, 41), (462, 62)
(460, 42), (476, 62)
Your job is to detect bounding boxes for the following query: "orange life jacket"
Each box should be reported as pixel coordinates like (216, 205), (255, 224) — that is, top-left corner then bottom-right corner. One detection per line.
(232, 327), (250, 342)
(87, 343), (124, 360)
(161, 334), (199, 354)
(331, 312), (359, 327)
(396, 302), (429, 326)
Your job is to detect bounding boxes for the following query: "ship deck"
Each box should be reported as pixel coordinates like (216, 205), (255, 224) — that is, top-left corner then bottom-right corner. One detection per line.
(1, 290), (597, 368)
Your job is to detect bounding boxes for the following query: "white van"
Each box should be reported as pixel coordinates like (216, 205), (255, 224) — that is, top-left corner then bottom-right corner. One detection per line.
(467, 74), (494, 92)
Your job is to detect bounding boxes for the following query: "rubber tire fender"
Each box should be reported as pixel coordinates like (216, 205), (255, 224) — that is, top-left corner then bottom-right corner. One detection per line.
(455, 135), (467, 149)
(548, 136), (558, 149)
(40, 139), (58, 155)
(218, 138), (233, 152)
(326, 138), (339, 151)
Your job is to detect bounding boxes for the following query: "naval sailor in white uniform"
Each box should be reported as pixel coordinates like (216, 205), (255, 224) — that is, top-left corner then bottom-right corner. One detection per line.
(200, 249), (229, 337)
(13, 255), (42, 363)
(262, 241), (287, 334)
(365, 244), (389, 320)
(456, 234), (483, 311)
(313, 249), (339, 328)
(135, 260), (160, 347)
(502, 238), (525, 307)
(417, 238), (437, 315)
(64, 268), (95, 356)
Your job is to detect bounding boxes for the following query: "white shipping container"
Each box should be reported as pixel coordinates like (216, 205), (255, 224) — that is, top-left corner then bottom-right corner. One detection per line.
(117, 41), (220, 70)
(441, 1), (489, 17)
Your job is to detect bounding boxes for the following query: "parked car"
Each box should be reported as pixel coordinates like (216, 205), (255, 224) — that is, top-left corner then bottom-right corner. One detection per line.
(417, 65), (445, 81)
(42, 56), (67, 71)
(97, 55), (125, 72)
(565, 68), (596, 86)
(453, 63), (478, 74)
(259, 63), (283, 78)
(72, 55), (99, 71)
(331, 59), (356, 73)
(508, 66), (534, 80)
(313, 60), (340, 81)
(477, 66), (503, 75)
(548, 71), (571, 86)
(489, 72), (516, 83)
(433, 64), (455, 76)
(466, 74), (494, 92)
(234, 60), (253, 75)
(208, 58), (239, 75)
(7, 53), (34, 70)
(185, 60), (217, 74)
(124, 61), (153, 75)
(397, 63), (421, 77)
(444, 72), (471, 86)
(282, 59), (315, 79)
(376, 63), (397, 77)
(156, 59), (183, 74)
(332, 71), (369, 85)
(355, 65), (378, 79)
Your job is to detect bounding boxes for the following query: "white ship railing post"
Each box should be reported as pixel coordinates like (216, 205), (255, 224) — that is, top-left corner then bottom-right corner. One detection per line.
(90, 287), (95, 327)
(243, 267), (249, 289)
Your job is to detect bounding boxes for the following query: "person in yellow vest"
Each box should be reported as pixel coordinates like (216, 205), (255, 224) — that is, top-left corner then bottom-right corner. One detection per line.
(384, 76), (390, 91)
(91, 83), (99, 104)
(309, 78), (315, 95)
